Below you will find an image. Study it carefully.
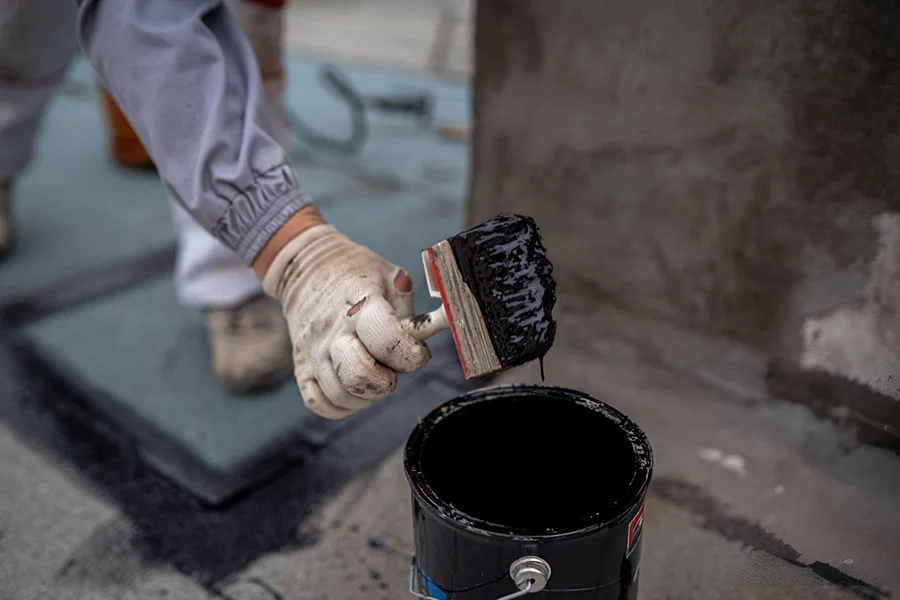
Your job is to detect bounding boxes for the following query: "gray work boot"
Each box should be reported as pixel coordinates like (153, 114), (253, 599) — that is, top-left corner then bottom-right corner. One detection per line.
(204, 294), (293, 394)
(0, 180), (13, 259)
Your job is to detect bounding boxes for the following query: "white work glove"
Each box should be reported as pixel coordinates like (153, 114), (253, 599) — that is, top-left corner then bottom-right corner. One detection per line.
(262, 224), (432, 419)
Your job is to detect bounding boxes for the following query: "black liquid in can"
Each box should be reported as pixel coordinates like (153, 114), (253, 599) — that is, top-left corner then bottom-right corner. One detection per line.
(404, 385), (652, 599)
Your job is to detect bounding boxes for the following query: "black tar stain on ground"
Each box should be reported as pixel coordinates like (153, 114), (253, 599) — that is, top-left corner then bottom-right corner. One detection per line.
(0, 245), (177, 326)
(651, 477), (802, 562)
(807, 562), (892, 600)
(0, 319), (473, 586)
(652, 477), (891, 600)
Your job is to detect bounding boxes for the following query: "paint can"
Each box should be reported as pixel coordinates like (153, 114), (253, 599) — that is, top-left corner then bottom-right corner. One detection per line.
(404, 385), (652, 599)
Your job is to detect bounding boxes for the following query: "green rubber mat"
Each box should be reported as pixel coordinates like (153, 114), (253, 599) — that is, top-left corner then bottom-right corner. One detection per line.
(22, 272), (465, 505)
(4, 51), (469, 504)
(17, 183), (464, 503)
(0, 85), (173, 305)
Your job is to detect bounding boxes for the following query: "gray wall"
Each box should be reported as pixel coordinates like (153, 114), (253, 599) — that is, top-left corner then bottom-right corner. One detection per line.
(469, 0), (900, 400)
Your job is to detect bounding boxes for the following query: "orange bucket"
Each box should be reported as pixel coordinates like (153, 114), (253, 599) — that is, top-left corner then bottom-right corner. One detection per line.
(100, 88), (154, 170)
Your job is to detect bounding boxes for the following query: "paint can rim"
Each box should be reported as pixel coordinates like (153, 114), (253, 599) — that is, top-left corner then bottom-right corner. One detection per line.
(403, 384), (654, 542)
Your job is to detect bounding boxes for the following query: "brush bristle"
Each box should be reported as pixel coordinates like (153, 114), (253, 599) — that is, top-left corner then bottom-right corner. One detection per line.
(447, 214), (557, 370)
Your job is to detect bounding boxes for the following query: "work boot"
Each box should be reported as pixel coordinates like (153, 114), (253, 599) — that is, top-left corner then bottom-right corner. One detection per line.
(99, 89), (155, 171)
(0, 180), (13, 260)
(204, 294), (292, 394)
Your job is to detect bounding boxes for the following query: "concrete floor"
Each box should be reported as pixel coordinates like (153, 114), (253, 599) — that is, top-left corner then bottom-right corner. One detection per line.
(0, 443), (864, 600)
(2, 306), (895, 599)
(500, 301), (900, 598)
(2, 298), (897, 600)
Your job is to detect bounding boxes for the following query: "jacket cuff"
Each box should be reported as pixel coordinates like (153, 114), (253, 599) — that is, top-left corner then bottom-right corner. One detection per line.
(213, 162), (314, 264)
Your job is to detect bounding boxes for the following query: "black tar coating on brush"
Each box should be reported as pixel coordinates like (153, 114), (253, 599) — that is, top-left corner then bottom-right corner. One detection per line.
(448, 213), (556, 370)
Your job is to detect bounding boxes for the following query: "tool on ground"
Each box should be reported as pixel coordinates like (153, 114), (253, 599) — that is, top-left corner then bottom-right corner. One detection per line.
(400, 213), (557, 379)
(286, 63), (433, 155)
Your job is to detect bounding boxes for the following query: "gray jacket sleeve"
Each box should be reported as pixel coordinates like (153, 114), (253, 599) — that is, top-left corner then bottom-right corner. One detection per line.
(75, 0), (311, 264)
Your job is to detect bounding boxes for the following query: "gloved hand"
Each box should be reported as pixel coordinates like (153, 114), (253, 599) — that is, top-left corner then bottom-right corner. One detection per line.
(262, 224), (432, 418)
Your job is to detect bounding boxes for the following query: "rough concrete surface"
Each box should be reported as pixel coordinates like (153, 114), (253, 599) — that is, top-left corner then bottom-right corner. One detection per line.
(802, 212), (900, 398)
(0, 422), (119, 600)
(0, 422), (206, 600)
(198, 447), (869, 600)
(498, 300), (900, 596)
(0, 410), (877, 600)
(468, 0), (900, 401)
(2, 305), (894, 600)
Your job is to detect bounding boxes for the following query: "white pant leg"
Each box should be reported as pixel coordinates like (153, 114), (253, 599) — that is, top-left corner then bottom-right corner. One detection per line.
(171, 0), (287, 310)
(0, 0), (78, 180)
(171, 200), (265, 309)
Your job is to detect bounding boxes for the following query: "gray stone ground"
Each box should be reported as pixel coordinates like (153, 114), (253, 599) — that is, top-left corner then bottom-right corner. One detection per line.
(0, 424), (868, 600)
(2, 301), (897, 600)
(499, 300), (900, 599)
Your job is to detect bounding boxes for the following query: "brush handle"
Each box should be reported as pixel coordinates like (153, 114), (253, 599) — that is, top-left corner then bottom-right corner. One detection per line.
(401, 305), (450, 342)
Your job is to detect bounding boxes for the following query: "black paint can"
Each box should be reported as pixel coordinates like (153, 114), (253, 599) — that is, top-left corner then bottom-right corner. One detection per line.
(404, 385), (652, 599)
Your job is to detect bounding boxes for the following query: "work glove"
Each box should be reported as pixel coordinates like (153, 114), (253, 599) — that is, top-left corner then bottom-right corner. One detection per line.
(262, 224), (432, 418)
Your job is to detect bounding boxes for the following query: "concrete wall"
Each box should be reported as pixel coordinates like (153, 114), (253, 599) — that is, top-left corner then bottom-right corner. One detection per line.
(469, 0), (900, 401)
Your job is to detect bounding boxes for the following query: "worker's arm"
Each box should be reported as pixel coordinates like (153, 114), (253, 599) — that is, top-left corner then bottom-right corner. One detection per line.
(74, 0), (431, 416)
(75, 0), (316, 267)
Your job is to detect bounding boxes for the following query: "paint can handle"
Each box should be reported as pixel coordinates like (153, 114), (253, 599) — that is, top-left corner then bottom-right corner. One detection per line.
(409, 555), (550, 599)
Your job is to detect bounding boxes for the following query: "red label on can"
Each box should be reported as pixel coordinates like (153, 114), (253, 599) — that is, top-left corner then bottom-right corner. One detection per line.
(626, 504), (644, 557)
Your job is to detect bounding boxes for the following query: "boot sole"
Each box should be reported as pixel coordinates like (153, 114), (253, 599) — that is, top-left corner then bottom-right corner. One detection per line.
(222, 360), (293, 397)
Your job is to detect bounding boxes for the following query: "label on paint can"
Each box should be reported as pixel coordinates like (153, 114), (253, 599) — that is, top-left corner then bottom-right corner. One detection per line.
(418, 569), (449, 599)
(626, 504), (644, 558)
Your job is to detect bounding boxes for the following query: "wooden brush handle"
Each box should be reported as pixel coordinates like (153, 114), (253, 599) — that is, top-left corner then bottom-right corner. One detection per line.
(401, 305), (450, 342)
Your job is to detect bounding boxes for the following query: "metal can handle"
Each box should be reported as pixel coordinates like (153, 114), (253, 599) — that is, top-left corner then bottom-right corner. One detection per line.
(409, 555), (551, 599)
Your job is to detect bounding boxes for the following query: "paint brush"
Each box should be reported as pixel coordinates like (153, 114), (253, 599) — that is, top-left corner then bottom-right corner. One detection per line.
(400, 214), (557, 379)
